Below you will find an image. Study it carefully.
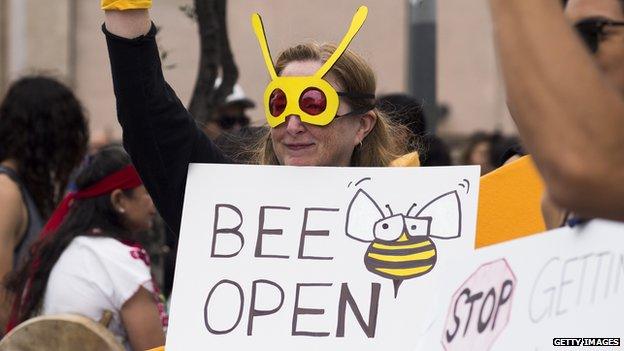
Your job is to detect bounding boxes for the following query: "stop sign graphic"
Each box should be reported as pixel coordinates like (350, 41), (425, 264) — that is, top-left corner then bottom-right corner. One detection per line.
(441, 259), (516, 351)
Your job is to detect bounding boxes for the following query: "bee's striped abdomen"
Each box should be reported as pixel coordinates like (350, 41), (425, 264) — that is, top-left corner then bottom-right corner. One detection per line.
(364, 236), (437, 280)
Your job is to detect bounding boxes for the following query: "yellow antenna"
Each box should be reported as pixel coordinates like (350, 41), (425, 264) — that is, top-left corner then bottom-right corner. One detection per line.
(315, 6), (368, 78)
(251, 13), (278, 80)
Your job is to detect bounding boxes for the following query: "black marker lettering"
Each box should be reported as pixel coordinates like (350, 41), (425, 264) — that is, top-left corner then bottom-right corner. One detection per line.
(204, 280), (244, 334)
(211, 204), (244, 258)
(255, 206), (290, 259)
(491, 279), (513, 330)
(477, 288), (496, 333)
(247, 280), (285, 335)
(291, 283), (332, 337)
(298, 208), (339, 260)
(446, 289), (470, 343)
(336, 283), (380, 338)
(462, 289), (483, 336)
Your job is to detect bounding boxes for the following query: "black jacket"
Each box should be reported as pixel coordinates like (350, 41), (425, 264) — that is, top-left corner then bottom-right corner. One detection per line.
(104, 23), (231, 239)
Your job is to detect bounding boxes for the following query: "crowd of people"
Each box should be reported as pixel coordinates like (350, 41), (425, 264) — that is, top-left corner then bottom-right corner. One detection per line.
(0, 0), (622, 349)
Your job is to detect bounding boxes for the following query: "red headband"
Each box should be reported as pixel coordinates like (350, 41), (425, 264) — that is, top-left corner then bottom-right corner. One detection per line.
(40, 164), (143, 239)
(6, 164), (143, 332)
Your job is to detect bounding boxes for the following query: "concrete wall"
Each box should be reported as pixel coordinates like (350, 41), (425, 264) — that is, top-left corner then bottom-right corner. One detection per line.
(4, 0), (73, 84)
(72, 0), (409, 139)
(437, 0), (515, 134)
(0, 0), (7, 94)
(0, 0), (516, 139)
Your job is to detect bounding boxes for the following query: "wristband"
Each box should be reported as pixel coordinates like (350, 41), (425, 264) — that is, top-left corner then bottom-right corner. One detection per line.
(101, 0), (152, 10)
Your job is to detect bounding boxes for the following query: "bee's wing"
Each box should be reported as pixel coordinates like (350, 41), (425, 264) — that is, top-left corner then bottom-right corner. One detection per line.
(409, 190), (461, 239)
(345, 189), (384, 242)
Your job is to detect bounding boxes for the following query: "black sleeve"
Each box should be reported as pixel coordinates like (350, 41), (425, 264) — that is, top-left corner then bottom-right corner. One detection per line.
(103, 23), (231, 238)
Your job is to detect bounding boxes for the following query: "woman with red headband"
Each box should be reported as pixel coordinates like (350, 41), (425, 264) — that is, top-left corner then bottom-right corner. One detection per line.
(5, 147), (165, 351)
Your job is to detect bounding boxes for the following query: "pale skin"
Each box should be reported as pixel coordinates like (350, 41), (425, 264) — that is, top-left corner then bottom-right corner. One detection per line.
(489, 0), (624, 221)
(273, 60), (376, 166)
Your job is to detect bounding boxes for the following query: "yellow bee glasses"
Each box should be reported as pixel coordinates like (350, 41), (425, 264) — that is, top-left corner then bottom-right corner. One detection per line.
(251, 6), (371, 128)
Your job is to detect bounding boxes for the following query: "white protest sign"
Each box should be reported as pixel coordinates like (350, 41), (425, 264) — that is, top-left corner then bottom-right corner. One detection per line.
(416, 219), (624, 351)
(165, 164), (480, 350)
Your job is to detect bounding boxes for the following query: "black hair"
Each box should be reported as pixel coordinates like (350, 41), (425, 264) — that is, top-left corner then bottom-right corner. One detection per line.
(460, 131), (492, 165)
(377, 93), (427, 138)
(489, 135), (524, 168)
(5, 146), (137, 324)
(0, 76), (89, 217)
(419, 134), (452, 166)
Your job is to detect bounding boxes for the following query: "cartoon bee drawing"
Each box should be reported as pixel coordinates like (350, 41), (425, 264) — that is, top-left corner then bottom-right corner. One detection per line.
(346, 182), (466, 297)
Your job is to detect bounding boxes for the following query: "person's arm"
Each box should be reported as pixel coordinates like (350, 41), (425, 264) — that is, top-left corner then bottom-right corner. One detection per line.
(488, 0), (624, 220)
(120, 287), (165, 351)
(104, 9), (150, 38)
(0, 178), (25, 330)
(103, 9), (230, 238)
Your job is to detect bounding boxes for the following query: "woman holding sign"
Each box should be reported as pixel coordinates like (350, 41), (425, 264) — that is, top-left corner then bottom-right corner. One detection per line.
(102, 2), (413, 237)
(5, 147), (166, 351)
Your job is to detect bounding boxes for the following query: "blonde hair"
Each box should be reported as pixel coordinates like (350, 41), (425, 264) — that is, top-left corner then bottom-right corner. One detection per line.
(252, 42), (412, 167)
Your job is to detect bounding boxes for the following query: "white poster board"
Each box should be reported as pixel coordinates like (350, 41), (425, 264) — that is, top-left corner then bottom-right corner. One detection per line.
(166, 164), (480, 350)
(416, 219), (624, 351)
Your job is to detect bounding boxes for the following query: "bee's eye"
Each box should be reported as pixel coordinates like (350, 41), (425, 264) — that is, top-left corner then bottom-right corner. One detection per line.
(373, 215), (404, 242)
(405, 217), (430, 237)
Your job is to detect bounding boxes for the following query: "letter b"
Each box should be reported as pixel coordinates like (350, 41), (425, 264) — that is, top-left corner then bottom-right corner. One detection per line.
(211, 204), (244, 257)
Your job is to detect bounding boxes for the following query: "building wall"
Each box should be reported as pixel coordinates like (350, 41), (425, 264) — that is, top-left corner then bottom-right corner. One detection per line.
(0, 0), (7, 94)
(437, 0), (515, 135)
(4, 0), (73, 84)
(72, 0), (410, 139)
(1, 0), (516, 139)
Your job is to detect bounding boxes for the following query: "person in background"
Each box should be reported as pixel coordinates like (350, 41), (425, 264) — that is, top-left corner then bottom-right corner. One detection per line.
(460, 132), (495, 175)
(419, 134), (452, 166)
(488, 0), (624, 221)
(89, 128), (115, 155)
(377, 93), (427, 142)
(214, 79), (255, 134)
(213, 126), (265, 164)
(377, 93), (451, 166)
(490, 134), (523, 168)
(5, 147), (165, 351)
(0, 76), (89, 330)
(202, 79), (256, 139)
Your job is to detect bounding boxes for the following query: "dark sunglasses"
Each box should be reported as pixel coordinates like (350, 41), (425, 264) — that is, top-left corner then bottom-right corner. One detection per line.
(574, 17), (624, 53)
(217, 114), (250, 129)
(269, 88), (375, 121)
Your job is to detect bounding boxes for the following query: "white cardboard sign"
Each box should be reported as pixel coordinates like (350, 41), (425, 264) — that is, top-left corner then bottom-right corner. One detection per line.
(165, 164), (480, 350)
(416, 219), (624, 351)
